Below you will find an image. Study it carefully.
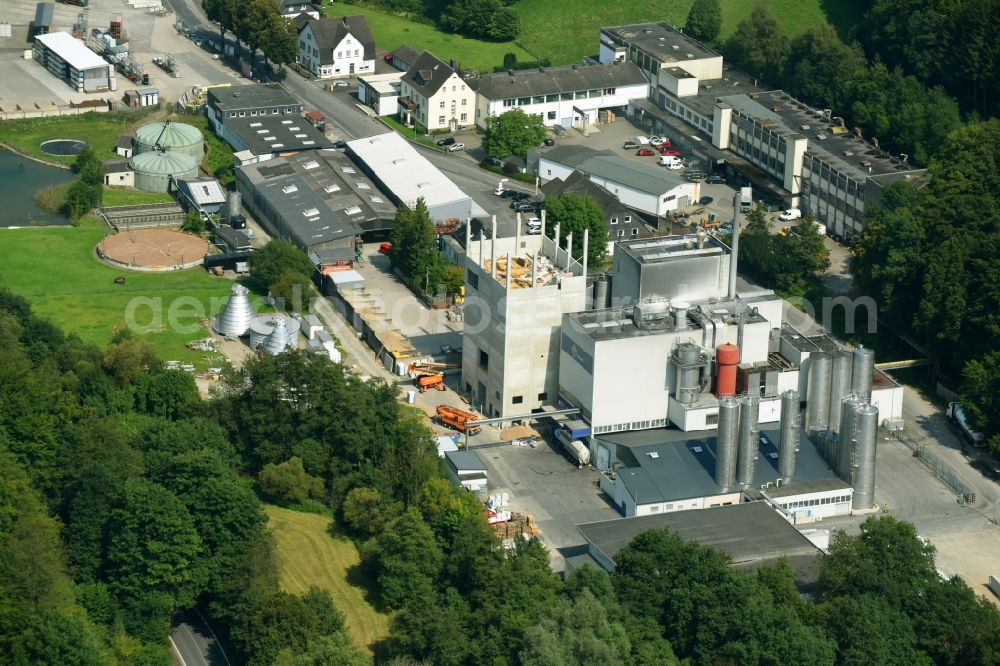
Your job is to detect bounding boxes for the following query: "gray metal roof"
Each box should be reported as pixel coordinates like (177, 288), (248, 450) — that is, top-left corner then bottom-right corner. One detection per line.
(445, 450), (487, 471)
(226, 115), (332, 156)
(577, 501), (822, 576)
(472, 61), (647, 100)
(389, 44), (420, 68)
(601, 22), (720, 64)
(177, 178), (227, 206)
(400, 51), (457, 98)
(598, 426), (837, 505)
(301, 16), (375, 64)
(579, 155), (685, 195)
(540, 144), (613, 169)
(208, 84), (301, 113)
(542, 170), (630, 218)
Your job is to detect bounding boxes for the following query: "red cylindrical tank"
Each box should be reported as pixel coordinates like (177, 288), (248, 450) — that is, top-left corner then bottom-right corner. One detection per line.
(716, 343), (739, 397)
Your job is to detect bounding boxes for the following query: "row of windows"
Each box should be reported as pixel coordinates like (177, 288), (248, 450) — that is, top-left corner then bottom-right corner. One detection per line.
(227, 107), (296, 118)
(511, 392), (547, 405)
(501, 88), (616, 107)
(782, 495), (851, 510)
(335, 49), (360, 60)
(656, 95), (713, 134)
(593, 418), (667, 434)
(609, 216), (632, 224)
(440, 99), (468, 108)
(437, 114), (468, 123)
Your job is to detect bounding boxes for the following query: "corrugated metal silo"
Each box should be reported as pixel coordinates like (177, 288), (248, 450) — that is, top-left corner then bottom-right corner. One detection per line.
(714, 396), (740, 492)
(852, 346), (875, 401)
(778, 390), (800, 483)
(806, 352), (833, 431)
(736, 394), (760, 486)
(828, 350), (854, 432)
(213, 283), (255, 337)
(130, 150), (198, 193)
(851, 403), (879, 510)
(837, 395), (864, 480)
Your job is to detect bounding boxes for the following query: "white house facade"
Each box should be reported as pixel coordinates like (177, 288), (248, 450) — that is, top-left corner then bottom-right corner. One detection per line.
(397, 51), (475, 132)
(297, 16), (375, 79)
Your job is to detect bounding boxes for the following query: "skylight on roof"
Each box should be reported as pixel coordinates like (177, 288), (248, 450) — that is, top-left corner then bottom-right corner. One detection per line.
(344, 205), (362, 215)
(303, 207), (320, 217)
(295, 133), (308, 138)
(324, 183), (341, 193)
(250, 122), (262, 127)
(256, 129), (268, 134)
(281, 119), (293, 124)
(303, 140), (315, 145)
(271, 143), (285, 148)
(341, 166), (355, 173)
(303, 160), (319, 170)
(356, 182), (370, 189)
(282, 184), (298, 194)
(369, 195), (383, 203)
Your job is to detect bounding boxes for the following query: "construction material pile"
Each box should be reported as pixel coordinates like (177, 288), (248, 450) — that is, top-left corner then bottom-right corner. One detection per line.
(482, 254), (568, 289)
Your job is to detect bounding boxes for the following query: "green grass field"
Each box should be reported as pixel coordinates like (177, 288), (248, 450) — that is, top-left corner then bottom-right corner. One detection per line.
(0, 217), (234, 367)
(326, 2), (534, 72)
(102, 188), (176, 207)
(266, 505), (391, 654)
(0, 110), (157, 166)
(513, 0), (864, 65)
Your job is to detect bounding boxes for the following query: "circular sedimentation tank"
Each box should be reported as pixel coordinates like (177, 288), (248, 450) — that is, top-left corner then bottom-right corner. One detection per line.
(133, 120), (204, 160)
(129, 150), (199, 193)
(39, 139), (88, 156)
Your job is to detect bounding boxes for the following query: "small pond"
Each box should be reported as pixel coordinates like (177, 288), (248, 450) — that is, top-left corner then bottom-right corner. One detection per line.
(0, 150), (75, 227)
(40, 139), (89, 156)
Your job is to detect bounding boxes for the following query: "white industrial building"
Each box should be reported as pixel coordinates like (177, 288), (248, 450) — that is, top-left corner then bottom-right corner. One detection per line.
(462, 217), (589, 418)
(32, 32), (115, 93)
(357, 72), (403, 116)
(538, 145), (697, 217)
(445, 450), (488, 493)
(346, 132), (474, 220)
(471, 61), (649, 130)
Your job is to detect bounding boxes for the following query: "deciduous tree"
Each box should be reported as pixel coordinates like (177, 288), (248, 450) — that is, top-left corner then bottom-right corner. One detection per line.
(483, 108), (546, 159)
(723, 6), (789, 83)
(684, 0), (722, 43)
(541, 194), (608, 266)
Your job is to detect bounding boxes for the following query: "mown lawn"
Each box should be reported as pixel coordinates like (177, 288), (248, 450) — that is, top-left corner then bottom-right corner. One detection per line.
(0, 109), (157, 165)
(0, 217), (234, 367)
(513, 0), (864, 65)
(326, 2), (534, 72)
(102, 187), (176, 207)
(266, 504), (391, 655)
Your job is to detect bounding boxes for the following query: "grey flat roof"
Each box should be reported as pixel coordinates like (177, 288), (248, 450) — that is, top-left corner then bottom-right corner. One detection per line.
(578, 501), (822, 576)
(724, 90), (926, 180)
(765, 476), (851, 499)
(178, 178), (227, 205)
(226, 115), (332, 155)
(35, 32), (108, 70)
(601, 22), (719, 64)
(445, 450), (487, 471)
(669, 68), (763, 117)
(579, 155), (684, 195)
(208, 84), (300, 113)
(566, 305), (703, 341)
(540, 144), (614, 169)
(346, 132), (471, 209)
(618, 233), (729, 263)
(598, 425), (838, 505)
(473, 61), (647, 100)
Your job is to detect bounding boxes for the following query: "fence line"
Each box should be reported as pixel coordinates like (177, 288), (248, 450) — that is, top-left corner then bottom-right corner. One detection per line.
(883, 427), (977, 504)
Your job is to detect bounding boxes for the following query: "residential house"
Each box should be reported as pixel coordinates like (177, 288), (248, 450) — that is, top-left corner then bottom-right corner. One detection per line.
(397, 51), (475, 132)
(385, 44), (419, 72)
(297, 16), (374, 79)
(275, 0), (320, 20)
(542, 170), (646, 254)
(471, 61), (648, 130)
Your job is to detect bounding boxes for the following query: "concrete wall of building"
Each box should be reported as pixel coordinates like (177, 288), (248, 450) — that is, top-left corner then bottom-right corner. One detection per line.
(610, 249), (730, 305)
(585, 175), (695, 217)
(558, 318), (598, 418)
(667, 397), (782, 431)
(401, 72), (475, 131)
(870, 385), (904, 422)
(712, 104), (732, 149)
(537, 156), (576, 183)
(771, 488), (852, 519)
(427, 197), (474, 222)
(590, 334), (672, 432)
(674, 56), (723, 81)
(657, 70), (699, 98)
(783, 136), (807, 196)
(104, 171), (135, 187)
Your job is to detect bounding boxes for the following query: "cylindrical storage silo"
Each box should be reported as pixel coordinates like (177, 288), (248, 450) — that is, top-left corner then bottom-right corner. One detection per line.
(715, 343), (739, 397)
(593, 277), (609, 310)
(715, 396), (740, 492)
(130, 150), (199, 193)
(852, 346), (875, 401)
(778, 390), (800, 483)
(806, 352), (833, 431)
(837, 395), (863, 480)
(851, 403), (879, 510)
(828, 350), (854, 433)
(227, 190), (243, 220)
(674, 342), (702, 404)
(673, 300), (690, 331)
(264, 318), (291, 355)
(134, 120), (205, 160)
(736, 395), (760, 486)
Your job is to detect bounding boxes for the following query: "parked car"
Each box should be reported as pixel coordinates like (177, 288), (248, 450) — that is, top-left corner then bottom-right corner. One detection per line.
(332, 80), (349, 87)
(660, 147), (682, 157)
(778, 208), (802, 221)
(623, 141), (640, 150)
(648, 136), (665, 145)
(652, 138), (672, 148)
(525, 217), (543, 234)
(699, 196), (714, 205)
(659, 155), (683, 169)
(511, 200), (535, 212)
(636, 148), (657, 156)
(501, 190), (529, 200)
(705, 174), (726, 184)
(447, 143), (465, 152)
(685, 171), (706, 181)
(436, 136), (456, 146)
(543, 138), (555, 146)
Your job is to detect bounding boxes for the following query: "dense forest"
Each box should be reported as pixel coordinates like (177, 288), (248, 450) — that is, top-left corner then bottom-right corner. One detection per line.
(0, 287), (998, 664)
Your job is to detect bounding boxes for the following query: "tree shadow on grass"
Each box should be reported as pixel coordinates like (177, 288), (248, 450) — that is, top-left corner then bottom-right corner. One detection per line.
(820, 0), (867, 42)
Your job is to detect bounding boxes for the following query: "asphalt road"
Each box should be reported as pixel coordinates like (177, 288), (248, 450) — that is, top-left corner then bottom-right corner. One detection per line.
(171, 610), (230, 666)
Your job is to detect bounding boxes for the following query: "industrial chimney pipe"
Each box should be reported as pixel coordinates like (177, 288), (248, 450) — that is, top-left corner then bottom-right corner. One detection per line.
(728, 191), (741, 299)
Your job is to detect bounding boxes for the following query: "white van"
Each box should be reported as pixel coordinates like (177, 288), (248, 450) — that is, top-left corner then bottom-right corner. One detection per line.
(778, 208), (802, 221)
(659, 155), (683, 169)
